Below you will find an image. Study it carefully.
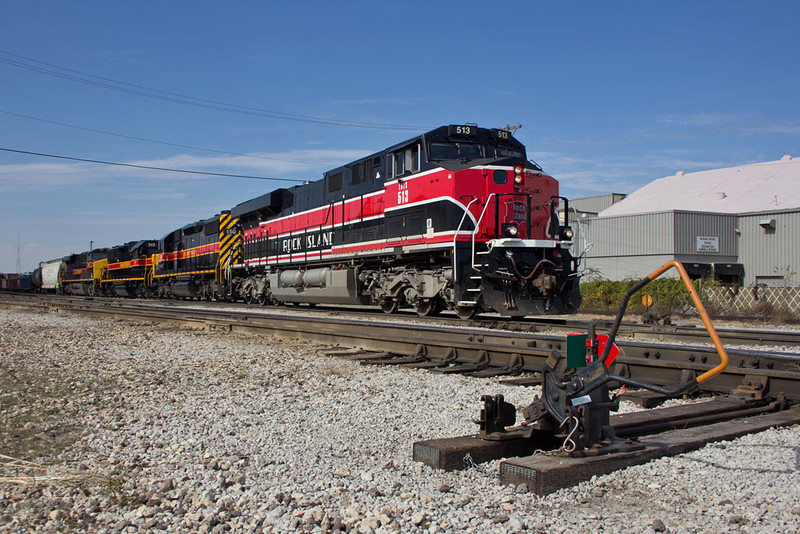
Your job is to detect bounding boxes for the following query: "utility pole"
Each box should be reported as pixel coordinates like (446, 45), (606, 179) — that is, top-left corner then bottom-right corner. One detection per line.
(16, 231), (22, 274)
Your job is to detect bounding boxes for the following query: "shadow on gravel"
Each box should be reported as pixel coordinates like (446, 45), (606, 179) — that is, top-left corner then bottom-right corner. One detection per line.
(681, 442), (800, 474)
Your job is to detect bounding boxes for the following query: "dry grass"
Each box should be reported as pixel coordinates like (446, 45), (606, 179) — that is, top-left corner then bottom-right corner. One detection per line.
(0, 454), (107, 487)
(0, 362), (97, 461)
(322, 361), (350, 376)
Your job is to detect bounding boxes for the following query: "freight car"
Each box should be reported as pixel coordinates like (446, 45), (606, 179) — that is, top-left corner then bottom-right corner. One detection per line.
(40, 259), (66, 293)
(230, 125), (580, 318)
(0, 273), (33, 291)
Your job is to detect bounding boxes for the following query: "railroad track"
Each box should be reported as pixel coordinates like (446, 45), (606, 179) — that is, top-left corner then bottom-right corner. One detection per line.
(6, 292), (800, 495)
(472, 315), (800, 349)
(7, 291), (800, 349)
(4, 293), (800, 401)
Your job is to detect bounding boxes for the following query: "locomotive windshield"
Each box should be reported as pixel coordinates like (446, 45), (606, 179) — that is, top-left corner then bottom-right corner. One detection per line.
(429, 142), (484, 161)
(428, 132), (526, 163)
(428, 141), (525, 162)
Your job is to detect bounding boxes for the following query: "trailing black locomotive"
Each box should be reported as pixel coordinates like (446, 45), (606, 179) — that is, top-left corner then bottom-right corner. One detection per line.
(35, 125), (581, 318)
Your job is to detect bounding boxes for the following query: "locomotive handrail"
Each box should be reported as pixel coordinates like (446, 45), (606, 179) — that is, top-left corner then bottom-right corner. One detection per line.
(452, 197), (479, 282)
(471, 193), (498, 268)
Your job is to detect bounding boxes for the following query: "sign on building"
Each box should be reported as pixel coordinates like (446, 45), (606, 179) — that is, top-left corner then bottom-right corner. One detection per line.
(696, 236), (720, 253)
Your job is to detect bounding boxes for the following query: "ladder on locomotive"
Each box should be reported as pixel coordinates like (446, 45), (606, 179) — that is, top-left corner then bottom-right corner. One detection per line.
(453, 195), (497, 305)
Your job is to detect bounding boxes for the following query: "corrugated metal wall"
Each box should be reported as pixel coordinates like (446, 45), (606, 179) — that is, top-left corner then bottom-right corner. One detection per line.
(582, 255), (677, 281)
(674, 211), (738, 257)
(583, 212), (675, 256)
(737, 210), (800, 287)
(577, 208), (800, 286)
(578, 210), (740, 281)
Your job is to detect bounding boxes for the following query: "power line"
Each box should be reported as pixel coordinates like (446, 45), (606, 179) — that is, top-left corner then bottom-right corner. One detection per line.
(533, 118), (800, 147)
(0, 147), (306, 182)
(0, 109), (334, 167)
(0, 49), (430, 131)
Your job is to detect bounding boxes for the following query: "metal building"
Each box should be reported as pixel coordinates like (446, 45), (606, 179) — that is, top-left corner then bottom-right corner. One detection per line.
(736, 209), (800, 287)
(574, 155), (800, 287)
(571, 193), (627, 219)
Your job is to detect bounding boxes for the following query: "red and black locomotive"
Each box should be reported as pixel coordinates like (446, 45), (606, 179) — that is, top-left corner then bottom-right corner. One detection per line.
(230, 125), (580, 318)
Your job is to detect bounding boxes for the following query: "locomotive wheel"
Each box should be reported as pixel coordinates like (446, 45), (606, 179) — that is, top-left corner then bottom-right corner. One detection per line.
(455, 304), (479, 320)
(413, 298), (441, 317)
(258, 293), (267, 306)
(380, 298), (399, 314)
(244, 291), (254, 305)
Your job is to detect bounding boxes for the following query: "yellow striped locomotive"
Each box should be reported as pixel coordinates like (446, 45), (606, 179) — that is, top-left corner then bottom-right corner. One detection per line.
(52, 212), (240, 301)
(39, 125), (581, 318)
(151, 212), (240, 299)
(105, 240), (158, 298)
(59, 249), (108, 296)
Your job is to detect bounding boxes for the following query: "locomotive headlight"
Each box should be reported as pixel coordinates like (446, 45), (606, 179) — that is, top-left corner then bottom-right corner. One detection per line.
(560, 226), (574, 241)
(514, 164), (524, 184)
(502, 223), (520, 237)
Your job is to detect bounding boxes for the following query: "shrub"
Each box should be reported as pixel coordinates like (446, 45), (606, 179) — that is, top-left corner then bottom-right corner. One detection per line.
(579, 278), (720, 315)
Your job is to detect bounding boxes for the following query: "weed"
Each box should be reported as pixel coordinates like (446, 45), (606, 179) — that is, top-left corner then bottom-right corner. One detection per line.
(104, 474), (146, 507)
(0, 364), (100, 461)
(322, 361), (349, 377)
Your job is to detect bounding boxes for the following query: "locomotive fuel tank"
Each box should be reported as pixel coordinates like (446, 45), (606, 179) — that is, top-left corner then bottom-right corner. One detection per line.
(270, 267), (367, 305)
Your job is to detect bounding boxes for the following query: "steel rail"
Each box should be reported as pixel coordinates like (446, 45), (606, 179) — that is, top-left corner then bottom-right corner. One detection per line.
(472, 317), (800, 349)
(4, 294), (800, 400)
(6, 291), (799, 348)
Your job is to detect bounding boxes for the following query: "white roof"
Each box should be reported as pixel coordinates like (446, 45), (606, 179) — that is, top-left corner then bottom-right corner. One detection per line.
(600, 155), (800, 217)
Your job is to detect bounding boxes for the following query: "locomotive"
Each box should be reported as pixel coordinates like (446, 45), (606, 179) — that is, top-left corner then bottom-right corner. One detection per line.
(150, 212), (240, 300)
(46, 212), (240, 301)
(229, 124), (580, 318)
(34, 125), (581, 318)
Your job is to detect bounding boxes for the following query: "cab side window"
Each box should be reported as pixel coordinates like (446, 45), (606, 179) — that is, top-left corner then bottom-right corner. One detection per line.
(389, 143), (420, 179)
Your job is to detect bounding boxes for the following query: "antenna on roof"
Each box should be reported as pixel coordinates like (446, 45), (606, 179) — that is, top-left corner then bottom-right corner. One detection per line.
(502, 123), (522, 132)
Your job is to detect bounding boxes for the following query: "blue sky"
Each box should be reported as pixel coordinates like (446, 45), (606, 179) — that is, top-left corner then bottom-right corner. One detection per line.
(2, 1), (799, 272)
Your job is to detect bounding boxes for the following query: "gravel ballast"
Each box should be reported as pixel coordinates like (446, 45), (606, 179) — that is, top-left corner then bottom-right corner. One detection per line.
(1, 307), (799, 533)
